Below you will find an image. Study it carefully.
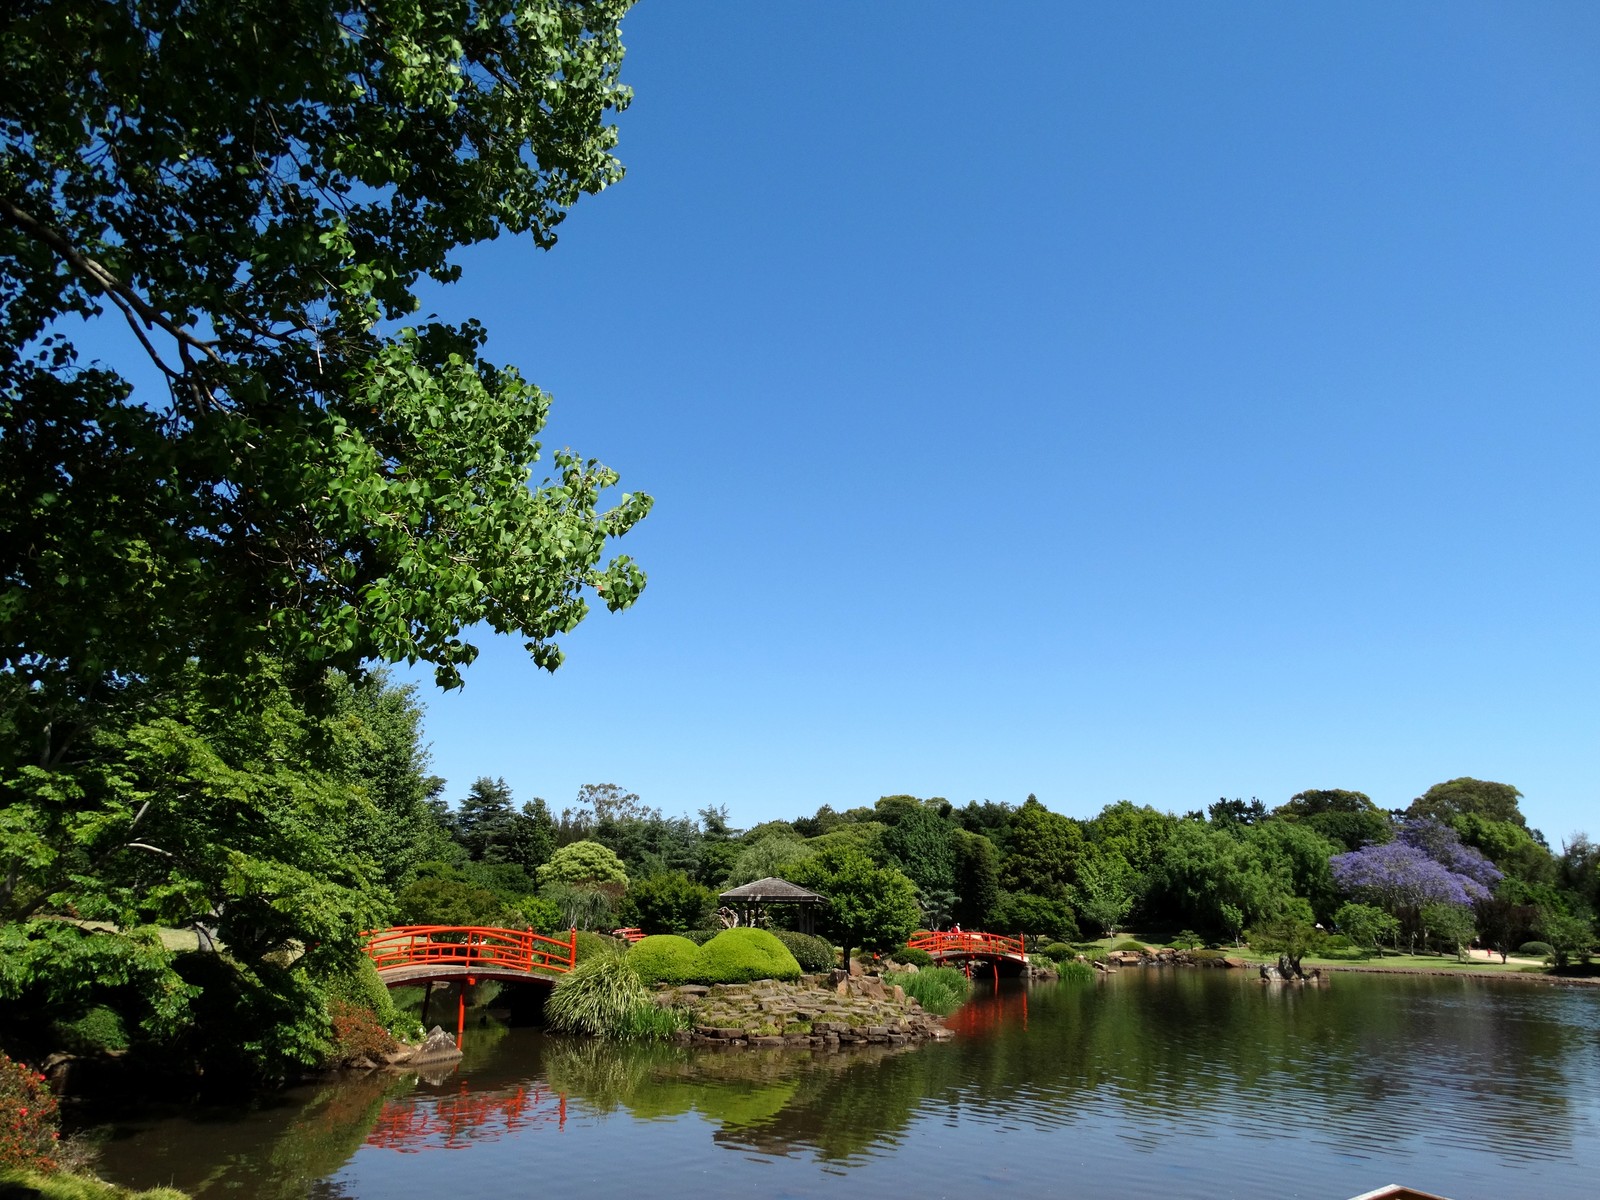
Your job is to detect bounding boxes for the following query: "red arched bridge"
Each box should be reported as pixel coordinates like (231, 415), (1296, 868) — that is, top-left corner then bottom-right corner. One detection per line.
(362, 925), (577, 986)
(907, 930), (1028, 981)
(362, 925), (577, 1049)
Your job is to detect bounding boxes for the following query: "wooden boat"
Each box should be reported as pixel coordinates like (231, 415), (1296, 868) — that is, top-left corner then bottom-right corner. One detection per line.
(1348, 1186), (1454, 1200)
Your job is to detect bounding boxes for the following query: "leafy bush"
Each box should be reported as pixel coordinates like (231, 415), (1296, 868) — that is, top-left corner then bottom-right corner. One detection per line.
(574, 931), (622, 962)
(327, 957), (400, 1030)
(1039, 943), (1074, 962)
(1057, 961), (1095, 984)
(697, 929), (802, 983)
(1518, 941), (1556, 959)
(619, 873), (716, 934)
(627, 935), (702, 986)
(901, 966), (971, 1016)
(1111, 940), (1148, 953)
(890, 947), (933, 967)
(1170, 930), (1204, 950)
(54, 1006), (129, 1054)
(516, 895), (565, 935)
(1078, 947), (1107, 963)
(772, 931), (837, 972)
(995, 892), (1080, 942)
(0, 1052), (59, 1172)
(543, 883), (617, 932)
(327, 999), (398, 1065)
(545, 955), (653, 1038)
(395, 877), (516, 927)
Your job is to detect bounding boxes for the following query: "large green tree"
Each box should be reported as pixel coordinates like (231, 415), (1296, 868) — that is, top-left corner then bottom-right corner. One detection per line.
(1, 0), (650, 1073)
(1408, 779), (1527, 829)
(1000, 795), (1083, 901)
(1273, 789), (1391, 853)
(788, 846), (920, 966)
(2, 0), (651, 729)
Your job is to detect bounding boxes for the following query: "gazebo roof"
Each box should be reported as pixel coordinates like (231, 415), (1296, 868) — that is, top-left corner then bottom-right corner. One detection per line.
(718, 876), (824, 904)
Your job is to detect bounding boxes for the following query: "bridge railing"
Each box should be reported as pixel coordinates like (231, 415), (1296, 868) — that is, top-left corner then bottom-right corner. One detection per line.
(363, 925), (578, 976)
(907, 930), (1026, 960)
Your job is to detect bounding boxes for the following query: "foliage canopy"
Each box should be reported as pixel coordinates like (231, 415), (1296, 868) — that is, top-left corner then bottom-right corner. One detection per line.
(2, 0), (650, 704)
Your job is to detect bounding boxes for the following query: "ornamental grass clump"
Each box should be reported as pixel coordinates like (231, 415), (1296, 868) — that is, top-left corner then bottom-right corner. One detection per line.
(545, 955), (661, 1039)
(901, 966), (971, 1016)
(0, 1052), (58, 1172)
(1057, 960), (1096, 984)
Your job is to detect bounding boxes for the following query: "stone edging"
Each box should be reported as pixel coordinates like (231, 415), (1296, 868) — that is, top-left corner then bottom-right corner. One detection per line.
(654, 971), (954, 1048)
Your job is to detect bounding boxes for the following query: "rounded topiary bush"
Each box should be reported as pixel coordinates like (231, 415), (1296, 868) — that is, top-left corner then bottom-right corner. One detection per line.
(1518, 941), (1556, 959)
(772, 930), (837, 972)
(697, 928), (802, 983)
(628, 935), (703, 986)
(1040, 942), (1074, 962)
(890, 946), (933, 967)
(1112, 940), (1148, 954)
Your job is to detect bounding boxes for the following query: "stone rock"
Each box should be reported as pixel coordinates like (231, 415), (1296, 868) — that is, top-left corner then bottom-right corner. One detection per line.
(393, 1026), (463, 1068)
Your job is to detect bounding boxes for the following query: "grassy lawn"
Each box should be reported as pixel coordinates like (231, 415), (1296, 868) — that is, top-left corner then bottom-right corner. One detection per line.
(0, 1168), (187, 1200)
(1089, 932), (1553, 976)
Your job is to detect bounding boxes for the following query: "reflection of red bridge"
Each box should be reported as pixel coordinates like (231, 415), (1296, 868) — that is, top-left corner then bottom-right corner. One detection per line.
(366, 1083), (567, 1151)
(362, 925), (576, 986)
(907, 930), (1028, 968)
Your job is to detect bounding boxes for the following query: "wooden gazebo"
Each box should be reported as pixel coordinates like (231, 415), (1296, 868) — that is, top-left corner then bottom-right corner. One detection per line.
(719, 877), (825, 934)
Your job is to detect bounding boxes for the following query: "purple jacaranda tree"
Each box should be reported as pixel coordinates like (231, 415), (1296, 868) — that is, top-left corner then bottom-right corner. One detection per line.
(1330, 841), (1495, 914)
(1395, 818), (1504, 890)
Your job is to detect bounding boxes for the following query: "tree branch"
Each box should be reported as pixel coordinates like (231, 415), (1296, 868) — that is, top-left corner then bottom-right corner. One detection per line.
(0, 199), (226, 399)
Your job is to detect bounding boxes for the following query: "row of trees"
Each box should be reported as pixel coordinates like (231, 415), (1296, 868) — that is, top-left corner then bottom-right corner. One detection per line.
(5, 639), (1594, 1082)
(404, 771), (1598, 974)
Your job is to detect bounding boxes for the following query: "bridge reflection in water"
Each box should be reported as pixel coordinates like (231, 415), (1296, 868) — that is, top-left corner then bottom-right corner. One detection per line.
(366, 1083), (568, 1151)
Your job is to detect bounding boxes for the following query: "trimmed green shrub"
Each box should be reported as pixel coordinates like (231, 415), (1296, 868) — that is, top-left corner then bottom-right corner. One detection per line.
(54, 1006), (129, 1054)
(1518, 941), (1555, 959)
(1111, 939), (1147, 953)
(901, 966), (971, 1016)
(772, 930), (837, 972)
(890, 946), (933, 968)
(628, 935), (702, 986)
(1057, 960), (1095, 984)
(1040, 943), (1074, 962)
(697, 929), (802, 983)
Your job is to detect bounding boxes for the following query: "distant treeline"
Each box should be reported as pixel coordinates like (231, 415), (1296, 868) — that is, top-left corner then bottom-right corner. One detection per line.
(4, 669), (1594, 1084)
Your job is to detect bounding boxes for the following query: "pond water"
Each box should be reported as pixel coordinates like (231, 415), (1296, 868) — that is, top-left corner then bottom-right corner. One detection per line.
(89, 970), (1600, 1200)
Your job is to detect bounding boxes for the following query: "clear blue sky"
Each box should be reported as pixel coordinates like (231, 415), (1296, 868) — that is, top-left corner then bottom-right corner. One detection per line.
(389, 3), (1598, 841)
